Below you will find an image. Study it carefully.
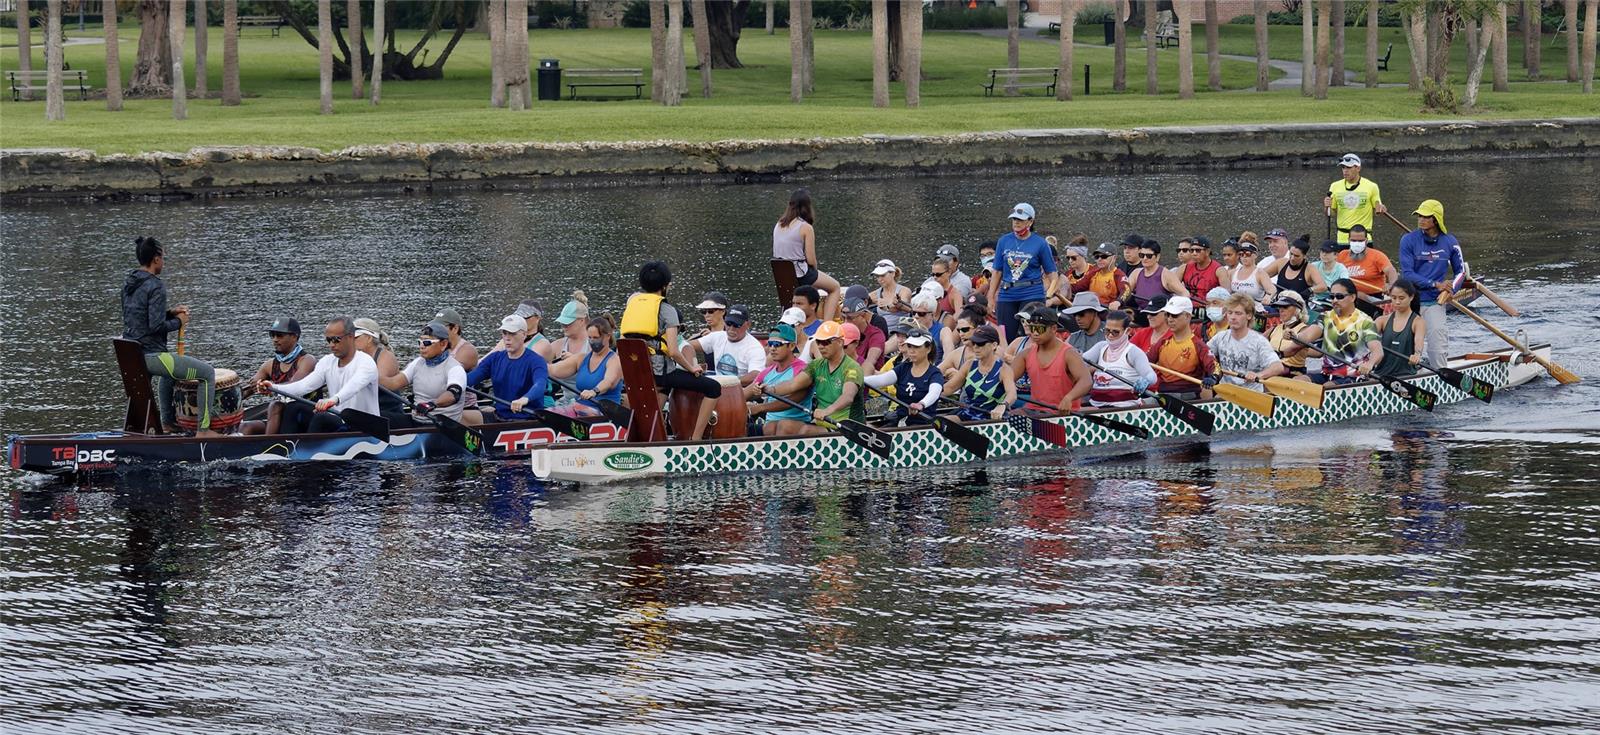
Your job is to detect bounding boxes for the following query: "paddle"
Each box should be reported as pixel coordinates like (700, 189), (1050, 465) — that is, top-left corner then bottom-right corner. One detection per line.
(547, 375), (632, 428)
(1446, 299), (1580, 385)
(761, 387), (895, 459)
(1080, 357), (1215, 435)
(935, 394), (1069, 448)
(1151, 363), (1276, 419)
(264, 385), (391, 442)
(1220, 368), (1325, 410)
(1420, 365), (1494, 403)
(1010, 394), (1151, 440)
(467, 386), (593, 441)
(1288, 334), (1438, 411)
(1379, 209), (1519, 317)
(379, 386), (484, 455)
(867, 385), (990, 459)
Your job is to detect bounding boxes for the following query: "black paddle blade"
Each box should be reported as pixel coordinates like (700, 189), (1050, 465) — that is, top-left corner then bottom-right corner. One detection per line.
(1437, 366), (1494, 403)
(931, 416), (991, 459)
(596, 399), (633, 429)
(1153, 393), (1215, 435)
(835, 419), (894, 459)
(537, 409), (592, 441)
(1008, 414), (1069, 448)
(339, 408), (392, 442)
(431, 413), (486, 456)
(1379, 376), (1438, 412)
(1077, 412), (1151, 440)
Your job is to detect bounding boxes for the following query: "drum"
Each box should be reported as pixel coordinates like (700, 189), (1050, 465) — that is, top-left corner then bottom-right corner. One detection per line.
(669, 374), (748, 440)
(175, 367), (244, 433)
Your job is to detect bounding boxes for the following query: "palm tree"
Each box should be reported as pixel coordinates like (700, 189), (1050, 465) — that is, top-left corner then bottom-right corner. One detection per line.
(1523, 0), (1540, 80)
(104, 0), (123, 110)
(1255, 0), (1268, 91)
(509, 0), (530, 109)
(663, 0), (683, 105)
(1301, 0), (1313, 96)
(1364, 0), (1377, 87)
(129, 0), (170, 96)
(1493, 4), (1509, 91)
(318, 0), (332, 114)
(872, 0), (888, 106)
(766, 0), (775, 35)
(490, 0), (505, 107)
(1177, 0), (1193, 99)
(1463, 4), (1498, 108)
(17, 0), (32, 102)
(1314, 0), (1330, 99)
(371, 0), (385, 104)
(1113, 0), (1126, 91)
(194, 0), (207, 99)
(652, 0), (667, 102)
(1204, 0), (1220, 91)
(903, 0), (922, 107)
(1006, 0), (1020, 96)
(1583, 0), (1597, 93)
(1057, 0), (1075, 100)
(1403, 3), (1424, 91)
(690, 0), (712, 98)
(1330, 0), (1345, 86)
(1145, 2), (1157, 94)
(348, 0), (363, 99)
(223, 0), (240, 105)
(45, 0), (63, 120)
(789, 0), (802, 102)
(170, 0), (187, 119)
(1565, 0), (1580, 82)
(801, 0), (813, 92)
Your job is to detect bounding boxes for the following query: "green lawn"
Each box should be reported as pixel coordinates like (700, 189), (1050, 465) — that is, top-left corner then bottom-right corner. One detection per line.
(1, 24), (1593, 155)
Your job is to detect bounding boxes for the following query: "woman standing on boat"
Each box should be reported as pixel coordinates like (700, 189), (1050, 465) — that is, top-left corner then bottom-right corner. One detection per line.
(773, 188), (841, 321)
(1372, 279), (1427, 379)
(549, 314), (623, 418)
(621, 260), (722, 441)
(986, 203), (1060, 343)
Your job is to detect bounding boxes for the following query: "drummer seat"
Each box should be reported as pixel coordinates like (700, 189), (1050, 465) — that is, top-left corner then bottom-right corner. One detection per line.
(112, 338), (162, 434)
(616, 339), (667, 442)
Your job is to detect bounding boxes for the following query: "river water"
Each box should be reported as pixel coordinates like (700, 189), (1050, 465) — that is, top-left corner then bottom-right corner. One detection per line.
(3, 159), (1598, 733)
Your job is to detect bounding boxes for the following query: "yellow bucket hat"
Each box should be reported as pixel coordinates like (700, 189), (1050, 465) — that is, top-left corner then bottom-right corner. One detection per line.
(1413, 199), (1447, 234)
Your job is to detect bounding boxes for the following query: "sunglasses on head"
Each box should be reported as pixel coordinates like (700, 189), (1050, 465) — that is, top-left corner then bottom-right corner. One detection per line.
(325, 334), (346, 344)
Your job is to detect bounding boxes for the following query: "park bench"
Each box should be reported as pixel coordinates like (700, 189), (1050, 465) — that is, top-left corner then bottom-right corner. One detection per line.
(1155, 12), (1180, 48)
(7, 69), (90, 101)
(981, 67), (1059, 97)
(1047, 21), (1060, 34)
(1377, 42), (1393, 71)
(238, 15), (286, 37)
(565, 68), (645, 100)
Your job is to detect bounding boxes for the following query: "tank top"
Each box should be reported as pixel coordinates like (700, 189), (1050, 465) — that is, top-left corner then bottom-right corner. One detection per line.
(1130, 267), (1167, 311)
(772, 219), (809, 277)
(893, 361), (942, 423)
(373, 346), (405, 415)
(1231, 264), (1265, 300)
(1024, 341), (1078, 410)
(268, 354), (325, 401)
(1088, 268), (1121, 304)
(1182, 259), (1223, 301)
(1268, 322), (1308, 369)
(1275, 260), (1313, 300)
(1012, 336), (1032, 394)
(1375, 312), (1420, 378)
(959, 358), (1005, 420)
(1087, 343), (1142, 407)
(576, 349), (623, 407)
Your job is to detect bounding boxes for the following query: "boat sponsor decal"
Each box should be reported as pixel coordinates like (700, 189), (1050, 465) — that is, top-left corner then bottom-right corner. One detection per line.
(50, 446), (118, 471)
(491, 423), (622, 454)
(603, 450), (653, 472)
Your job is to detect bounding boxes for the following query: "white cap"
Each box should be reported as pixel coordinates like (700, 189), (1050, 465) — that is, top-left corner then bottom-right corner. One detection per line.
(871, 258), (898, 277)
(1339, 153), (1362, 167)
(1160, 295), (1194, 316)
(780, 307), (806, 326)
(499, 314), (529, 333)
(918, 279), (945, 301)
(1008, 202), (1036, 220)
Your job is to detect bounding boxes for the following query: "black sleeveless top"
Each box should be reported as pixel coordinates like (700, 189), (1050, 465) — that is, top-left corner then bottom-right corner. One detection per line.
(1275, 260), (1312, 300)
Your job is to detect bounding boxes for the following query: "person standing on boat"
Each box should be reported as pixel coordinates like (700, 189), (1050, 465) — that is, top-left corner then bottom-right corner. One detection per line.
(1208, 294), (1287, 392)
(774, 321), (866, 432)
(1146, 297), (1217, 400)
(1324, 153), (1385, 244)
(986, 203), (1060, 345)
(463, 314), (550, 425)
(262, 317), (380, 434)
(622, 260), (723, 441)
(745, 324), (812, 436)
(867, 326), (945, 427)
(691, 304), (766, 385)
(1399, 199), (1465, 369)
(242, 318), (319, 436)
(379, 321), (467, 429)
(1081, 311), (1157, 409)
(1372, 279), (1427, 380)
(1018, 307), (1093, 413)
(121, 236), (219, 436)
(549, 314), (624, 418)
(947, 325), (1017, 421)
(773, 188), (841, 321)
(1336, 225), (1399, 317)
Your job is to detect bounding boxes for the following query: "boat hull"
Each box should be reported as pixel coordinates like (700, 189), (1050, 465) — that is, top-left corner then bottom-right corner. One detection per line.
(532, 346), (1551, 484)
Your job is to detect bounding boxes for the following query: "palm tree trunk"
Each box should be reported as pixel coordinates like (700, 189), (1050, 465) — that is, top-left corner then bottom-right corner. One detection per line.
(1057, 0), (1075, 100)
(508, 0), (529, 109)
(1465, 16), (1479, 71)
(1255, 0), (1268, 91)
(370, 0), (384, 104)
(16, 0), (32, 102)
(802, 0), (814, 92)
(766, 0), (775, 34)
(1177, 0), (1193, 98)
(1330, 0), (1345, 86)
(1494, 2), (1509, 91)
(347, 0), (363, 98)
(1583, 0), (1597, 93)
(1404, 4), (1426, 91)
(1314, 0), (1330, 98)
(222, 0), (239, 105)
(490, 0), (505, 106)
(1425, 6), (1448, 84)
(104, 0), (123, 110)
(170, 0), (188, 119)
(691, 0), (712, 98)
(1463, 13), (1496, 108)
(1364, 0), (1377, 87)
(903, 0), (923, 106)
(1524, 0), (1540, 80)
(318, 0), (332, 114)
(1204, 0), (1220, 91)
(663, 0), (683, 105)
(1145, 1), (1158, 94)
(1113, 0), (1126, 91)
(129, 0), (170, 95)
(788, 0), (803, 101)
(872, 0), (888, 106)
(1301, 0), (1314, 96)
(194, 0), (207, 99)
(45, 0), (64, 120)
(1565, 0), (1580, 82)
(651, 0), (666, 102)
(1006, 0), (1020, 96)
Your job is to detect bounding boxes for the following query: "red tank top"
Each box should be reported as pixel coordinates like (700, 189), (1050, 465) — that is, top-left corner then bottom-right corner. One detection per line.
(1025, 341), (1080, 411)
(1182, 259), (1222, 301)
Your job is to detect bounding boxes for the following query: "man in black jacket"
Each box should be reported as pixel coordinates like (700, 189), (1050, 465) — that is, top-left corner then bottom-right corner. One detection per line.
(122, 237), (218, 436)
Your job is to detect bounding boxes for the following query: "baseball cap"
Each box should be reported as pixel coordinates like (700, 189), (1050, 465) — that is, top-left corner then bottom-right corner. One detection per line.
(1339, 153), (1362, 167)
(844, 284), (871, 302)
(499, 314), (529, 333)
(871, 259), (899, 277)
(1160, 296), (1194, 316)
(1264, 228), (1289, 240)
(696, 291), (730, 310)
(901, 326), (933, 347)
(556, 297), (588, 325)
(888, 317), (914, 336)
(1140, 294), (1171, 314)
(435, 308), (464, 327)
(842, 296), (869, 314)
(936, 244), (960, 260)
(840, 322), (861, 345)
(1271, 290), (1306, 309)
(767, 324), (797, 344)
(1413, 199), (1448, 233)
(420, 321), (450, 340)
(1093, 242), (1115, 257)
(813, 320), (843, 341)
(1319, 239), (1342, 253)
(1026, 306), (1060, 324)
(780, 307), (806, 327)
(918, 280), (945, 301)
(1008, 203), (1036, 220)
(266, 317), (300, 336)
(724, 304), (750, 328)
(963, 292), (985, 308)
(1191, 235), (1212, 250)
(513, 300), (543, 320)
(1120, 232), (1145, 248)
(969, 324), (1000, 345)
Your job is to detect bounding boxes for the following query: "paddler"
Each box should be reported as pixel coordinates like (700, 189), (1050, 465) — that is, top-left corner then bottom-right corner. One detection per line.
(434, 307), (481, 371)
(549, 314), (624, 418)
(1398, 199), (1465, 368)
(743, 323), (812, 436)
(352, 317), (405, 424)
(463, 313), (549, 426)
(1323, 153), (1386, 244)
(1207, 294), (1287, 391)
(842, 296), (887, 371)
(1297, 278), (1383, 385)
(866, 326), (944, 427)
(1017, 307), (1093, 413)
(772, 320), (866, 433)
(1081, 311), (1156, 408)
(936, 244), (973, 301)
(550, 290), (591, 361)
(690, 304), (766, 384)
(946, 324), (1018, 421)
(622, 260), (723, 441)
(241, 317), (317, 435)
(1372, 279), (1427, 379)
(1144, 296), (1217, 400)
(1335, 225), (1399, 317)
(1265, 290), (1313, 380)
(121, 236), (220, 436)
(260, 316), (380, 434)
(379, 321), (467, 429)
(1177, 235), (1231, 303)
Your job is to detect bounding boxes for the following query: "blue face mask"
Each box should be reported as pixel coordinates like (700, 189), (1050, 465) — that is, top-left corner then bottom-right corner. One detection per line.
(423, 349), (450, 367)
(981, 255), (995, 270)
(1205, 307), (1225, 323)
(274, 344), (303, 363)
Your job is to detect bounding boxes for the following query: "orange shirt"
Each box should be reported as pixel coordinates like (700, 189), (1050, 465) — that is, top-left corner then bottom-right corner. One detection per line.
(1337, 248), (1394, 295)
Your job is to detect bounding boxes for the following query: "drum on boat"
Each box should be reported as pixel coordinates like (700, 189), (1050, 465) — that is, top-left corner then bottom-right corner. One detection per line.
(669, 374), (747, 440)
(175, 367), (245, 433)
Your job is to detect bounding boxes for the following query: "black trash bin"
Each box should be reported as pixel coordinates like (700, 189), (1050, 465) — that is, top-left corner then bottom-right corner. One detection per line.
(538, 59), (561, 101)
(1103, 20), (1115, 46)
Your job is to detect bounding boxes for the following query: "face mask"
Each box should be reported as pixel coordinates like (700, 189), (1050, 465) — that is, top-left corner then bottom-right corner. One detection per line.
(588, 338), (605, 353)
(981, 255), (994, 270)
(1349, 240), (1367, 254)
(1205, 307), (1225, 322)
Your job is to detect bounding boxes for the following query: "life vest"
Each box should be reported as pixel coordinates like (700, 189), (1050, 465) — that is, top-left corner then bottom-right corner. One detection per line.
(621, 292), (666, 354)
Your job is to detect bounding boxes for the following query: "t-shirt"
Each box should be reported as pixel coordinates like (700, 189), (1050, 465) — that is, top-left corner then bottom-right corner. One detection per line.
(1329, 177), (1382, 242)
(994, 231), (1058, 302)
(1067, 327), (1105, 355)
(1320, 310), (1379, 374)
(402, 355), (469, 419)
(804, 355), (866, 423)
(756, 359), (811, 422)
(278, 351), (381, 415)
(802, 319), (823, 337)
(1337, 247), (1395, 295)
(1147, 332), (1215, 393)
(950, 269), (973, 301)
(855, 324), (888, 370)
(466, 348), (550, 421)
(1207, 329), (1280, 391)
(696, 330), (766, 377)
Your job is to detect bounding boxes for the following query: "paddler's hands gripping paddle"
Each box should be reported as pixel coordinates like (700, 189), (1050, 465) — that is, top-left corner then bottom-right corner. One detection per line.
(1151, 364), (1277, 419)
(547, 375), (633, 429)
(467, 386), (595, 442)
(867, 385), (990, 459)
(380, 386), (484, 455)
(761, 387), (895, 459)
(1288, 334), (1438, 410)
(1081, 357), (1215, 435)
(262, 384), (391, 442)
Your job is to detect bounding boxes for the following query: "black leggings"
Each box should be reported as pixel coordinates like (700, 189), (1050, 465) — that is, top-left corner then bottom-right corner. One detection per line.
(996, 300), (1027, 345)
(656, 369), (723, 398)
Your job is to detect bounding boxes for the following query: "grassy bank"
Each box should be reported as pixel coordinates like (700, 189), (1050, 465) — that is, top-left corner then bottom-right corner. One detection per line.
(1, 25), (1593, 155)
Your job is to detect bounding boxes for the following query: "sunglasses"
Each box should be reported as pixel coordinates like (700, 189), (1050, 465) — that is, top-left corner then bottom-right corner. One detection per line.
(913, 310), (933, 317)
(1026, 323), (1050, 333)
(766, 341), (790, 348)
(1140, 252), (1158, 258)
(956, 326), (973, 334)
(419, 338), (440, 347)
(700, 308), (724, 315)
(813, 338), (836, 347)
(1103, 328), (1124, 337)
(324, 335), (346, 344)
(1331, 292), (1354, 300)
(1177, 247), (1199, 253)
(1094, 252), (1112, 259)
(931, 271), (948, 278)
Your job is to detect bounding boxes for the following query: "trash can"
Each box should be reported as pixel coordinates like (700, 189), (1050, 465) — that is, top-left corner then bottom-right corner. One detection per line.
(1103, 20), (1115, 46)
(538, 59), (561, 101)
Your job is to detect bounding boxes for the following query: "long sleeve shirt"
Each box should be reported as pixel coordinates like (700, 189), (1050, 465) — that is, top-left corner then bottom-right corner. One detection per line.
(277, 352), (380, 415)
(121, 269), (182, 354)
(1398, 230), (1466, 303)
(466, 348), (549, 421)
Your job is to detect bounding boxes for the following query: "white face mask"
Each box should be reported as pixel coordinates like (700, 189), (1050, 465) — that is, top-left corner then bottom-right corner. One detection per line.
(1205, 307), (1225, 322)
(1349, 240), (1368, 254)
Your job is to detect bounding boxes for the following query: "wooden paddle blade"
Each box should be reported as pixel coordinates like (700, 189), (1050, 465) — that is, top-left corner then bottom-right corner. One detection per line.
(339, 408), (392, 442)
(930, 416), (991, 459)
(1153, 393), (1215, 435)
(1545, 361), (1583, 385)
(1450, 300), (1581, 385)
(537, 409), (592, 441)
(835, 419), (894, 459)
(771, 259), (798, 309)
(1076, 412), (1151, 440)
(1214, 383), (1275, 419)
(1378, 375), (1437, 412)
(432, 413), (486, 455)
(1262, 376), (1325, 409)
(1435, 366), (1493, 404)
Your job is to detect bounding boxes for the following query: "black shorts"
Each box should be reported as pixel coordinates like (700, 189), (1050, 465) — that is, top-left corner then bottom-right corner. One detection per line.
(797, 265), (819, 286)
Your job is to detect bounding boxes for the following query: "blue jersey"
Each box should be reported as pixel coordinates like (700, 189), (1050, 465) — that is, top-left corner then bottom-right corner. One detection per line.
(466, 349), (549, 421)
(994, 231), (1057, 302)
(1398, 230), (1465, 303)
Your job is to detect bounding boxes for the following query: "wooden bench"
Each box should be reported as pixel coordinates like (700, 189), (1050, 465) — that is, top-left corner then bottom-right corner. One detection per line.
(564, 68), (645, 100)
(8, 69), (90, 101)
(1155, 13), (1180, 48)
(1377, 42), (1393, 71)
(238, 15), (285, 37)
(981, 67), (1059, 97)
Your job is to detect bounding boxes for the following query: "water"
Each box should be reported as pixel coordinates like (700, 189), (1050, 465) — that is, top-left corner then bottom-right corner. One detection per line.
(3, 160), (1599, 733)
